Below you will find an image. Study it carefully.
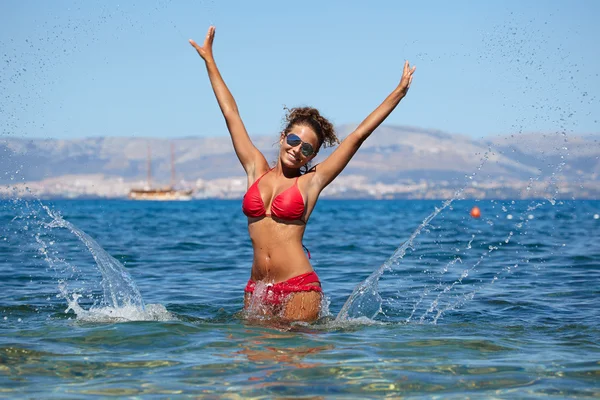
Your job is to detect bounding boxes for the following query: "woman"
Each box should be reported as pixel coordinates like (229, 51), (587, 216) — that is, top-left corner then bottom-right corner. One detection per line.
(190, 26), (415, 322)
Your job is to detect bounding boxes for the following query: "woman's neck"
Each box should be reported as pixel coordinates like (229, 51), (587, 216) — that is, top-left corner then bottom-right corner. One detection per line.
(274, 161), (302, 179)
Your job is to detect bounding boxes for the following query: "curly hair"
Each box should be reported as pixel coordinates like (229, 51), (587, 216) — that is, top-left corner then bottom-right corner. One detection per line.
(282, 106), (339, 151)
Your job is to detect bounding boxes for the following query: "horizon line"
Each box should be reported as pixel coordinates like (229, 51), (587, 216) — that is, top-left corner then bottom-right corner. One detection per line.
(4, 123), (598, 142)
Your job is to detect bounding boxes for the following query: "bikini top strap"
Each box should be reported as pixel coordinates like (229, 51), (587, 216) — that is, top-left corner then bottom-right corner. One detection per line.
(253, 167), (274, 184)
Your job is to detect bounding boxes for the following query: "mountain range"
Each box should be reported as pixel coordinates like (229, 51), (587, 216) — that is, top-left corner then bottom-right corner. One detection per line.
(1, 125), (599, 198)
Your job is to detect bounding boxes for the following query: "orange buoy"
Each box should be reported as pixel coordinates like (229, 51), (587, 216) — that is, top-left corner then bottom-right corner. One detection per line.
(470, 206), (481, 219)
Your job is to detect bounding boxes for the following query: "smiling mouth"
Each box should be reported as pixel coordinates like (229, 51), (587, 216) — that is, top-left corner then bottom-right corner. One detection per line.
(288, 153), (300, 162)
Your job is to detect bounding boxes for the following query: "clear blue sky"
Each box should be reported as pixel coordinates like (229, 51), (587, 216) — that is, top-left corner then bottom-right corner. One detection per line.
(1, 0), (598, 140)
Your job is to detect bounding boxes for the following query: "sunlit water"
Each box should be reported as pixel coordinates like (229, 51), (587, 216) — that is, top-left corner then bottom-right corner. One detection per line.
(1, 199), (599, 398)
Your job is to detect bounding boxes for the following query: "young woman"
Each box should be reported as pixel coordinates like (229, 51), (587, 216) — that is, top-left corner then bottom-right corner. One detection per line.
(190, 26), (415, 322)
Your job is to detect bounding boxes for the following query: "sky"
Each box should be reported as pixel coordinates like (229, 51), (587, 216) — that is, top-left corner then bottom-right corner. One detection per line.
(1, 0), (599, 140)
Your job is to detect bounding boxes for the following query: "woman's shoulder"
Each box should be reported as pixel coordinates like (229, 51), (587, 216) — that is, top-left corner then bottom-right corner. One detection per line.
(302, 164), (319, 178)
(299, 165), (320, 189)
(249, 160), (273, 181)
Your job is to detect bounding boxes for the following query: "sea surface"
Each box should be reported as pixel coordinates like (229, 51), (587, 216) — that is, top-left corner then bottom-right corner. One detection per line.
(1, 198), (599, 398)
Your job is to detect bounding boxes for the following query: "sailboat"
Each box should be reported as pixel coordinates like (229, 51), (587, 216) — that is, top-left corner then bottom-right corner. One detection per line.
(128, 142), (193, 201)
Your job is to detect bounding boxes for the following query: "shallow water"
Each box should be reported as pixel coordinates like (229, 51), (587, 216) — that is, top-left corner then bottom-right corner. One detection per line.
(1, 199), (599, 398)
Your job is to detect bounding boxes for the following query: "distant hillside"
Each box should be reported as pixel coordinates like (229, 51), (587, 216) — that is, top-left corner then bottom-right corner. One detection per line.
(2, 125), (598, 187)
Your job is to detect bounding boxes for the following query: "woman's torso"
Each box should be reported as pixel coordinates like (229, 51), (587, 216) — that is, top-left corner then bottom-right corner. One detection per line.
(242, 168), (317, 282)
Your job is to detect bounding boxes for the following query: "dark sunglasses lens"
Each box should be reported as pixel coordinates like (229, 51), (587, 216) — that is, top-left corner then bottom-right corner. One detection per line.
(286, 134), (302, 146)
(301, 143), (314, 157)
(287, 133), (314, 157)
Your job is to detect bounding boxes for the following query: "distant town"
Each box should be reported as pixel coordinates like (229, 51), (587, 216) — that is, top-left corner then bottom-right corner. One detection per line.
(2, 173), (598, 200)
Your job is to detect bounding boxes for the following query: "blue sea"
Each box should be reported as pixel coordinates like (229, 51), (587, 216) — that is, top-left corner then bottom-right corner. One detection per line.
(1, 198), (599, 398)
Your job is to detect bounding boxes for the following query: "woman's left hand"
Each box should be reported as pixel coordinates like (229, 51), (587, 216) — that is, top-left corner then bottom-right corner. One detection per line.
(189, 26), (216, 62)
(398, 60), (416, 96)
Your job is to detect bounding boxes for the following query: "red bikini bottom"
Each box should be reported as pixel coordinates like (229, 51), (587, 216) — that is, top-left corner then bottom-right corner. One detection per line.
(244, 271), (322, 305)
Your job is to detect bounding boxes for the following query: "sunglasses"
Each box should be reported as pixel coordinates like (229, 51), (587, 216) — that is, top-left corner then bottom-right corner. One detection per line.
(286, 133), (315, 157)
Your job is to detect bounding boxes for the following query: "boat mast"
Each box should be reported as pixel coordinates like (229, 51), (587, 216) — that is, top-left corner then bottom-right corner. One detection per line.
(171, 142), (175, 188)
(147, 143), (152, 189)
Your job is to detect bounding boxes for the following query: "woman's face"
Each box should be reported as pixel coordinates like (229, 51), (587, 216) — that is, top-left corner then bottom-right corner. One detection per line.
(280, 124), (319, 168)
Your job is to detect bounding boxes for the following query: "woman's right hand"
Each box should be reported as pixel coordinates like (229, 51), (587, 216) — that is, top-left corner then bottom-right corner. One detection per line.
(397, 60), (416, 97)
(189, 26), (215, 62)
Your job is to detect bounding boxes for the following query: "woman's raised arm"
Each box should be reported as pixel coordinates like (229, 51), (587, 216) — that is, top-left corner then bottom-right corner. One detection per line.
(189, 26), (267, 176)
(311, 60), (416, 190)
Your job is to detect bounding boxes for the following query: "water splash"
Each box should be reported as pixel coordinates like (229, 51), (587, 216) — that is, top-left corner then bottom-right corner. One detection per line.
(336, 198), (455, 321)
(40, 204), (146, 312)
(335, 149), (494, 322)
(61, 286), (172, 323)
(420, 200), (549, 324)
(336, 97), (573, 324)
(9, 199), (175, 322)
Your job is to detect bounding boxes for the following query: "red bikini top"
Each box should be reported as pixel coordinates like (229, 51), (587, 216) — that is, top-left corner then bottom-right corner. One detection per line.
(242, 169), (305, 222)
